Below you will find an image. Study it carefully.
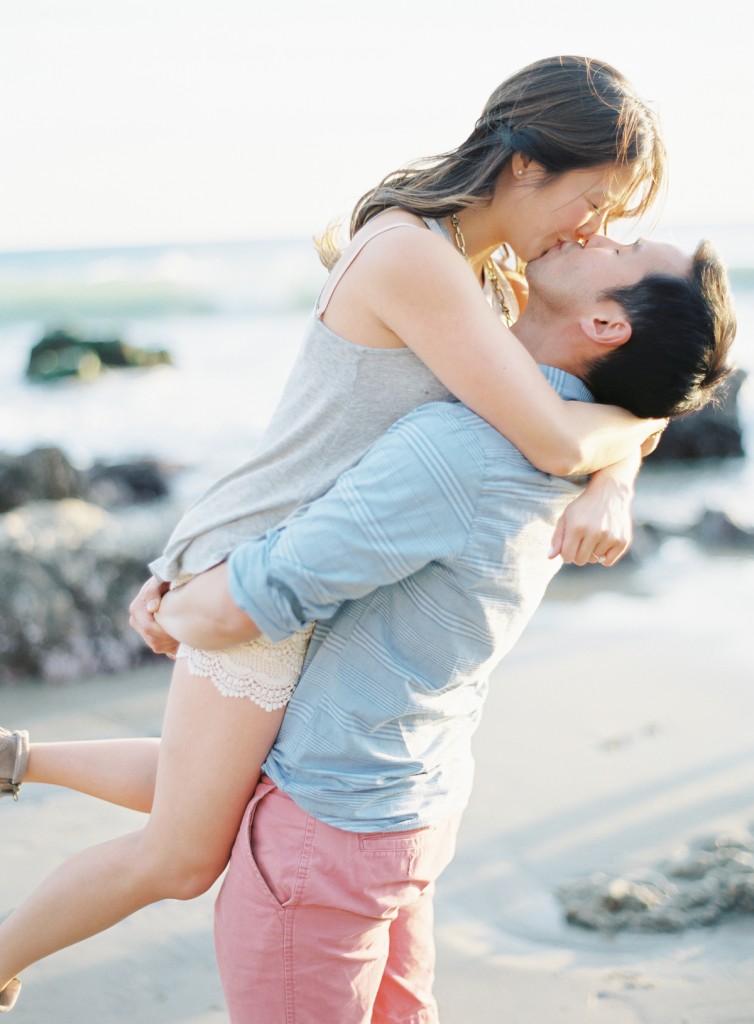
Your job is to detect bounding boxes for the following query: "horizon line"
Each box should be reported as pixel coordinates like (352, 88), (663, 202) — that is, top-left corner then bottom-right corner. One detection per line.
(0, 222), (752, 259)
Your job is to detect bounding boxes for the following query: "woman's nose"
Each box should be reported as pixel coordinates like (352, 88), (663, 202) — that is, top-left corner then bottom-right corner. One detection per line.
(576, 210), (605, 244)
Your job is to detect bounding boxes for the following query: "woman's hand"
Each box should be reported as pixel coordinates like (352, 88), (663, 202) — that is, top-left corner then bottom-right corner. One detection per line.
(640, 421), (668, 458)
(548, 452), (641, 566)
(128, 576), (179, 657)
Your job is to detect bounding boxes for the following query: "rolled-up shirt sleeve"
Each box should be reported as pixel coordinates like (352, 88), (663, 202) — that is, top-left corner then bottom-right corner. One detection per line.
(227, 409), (480, 642)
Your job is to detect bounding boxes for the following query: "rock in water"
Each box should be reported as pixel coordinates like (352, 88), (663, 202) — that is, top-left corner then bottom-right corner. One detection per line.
(26, 328), (172, 381)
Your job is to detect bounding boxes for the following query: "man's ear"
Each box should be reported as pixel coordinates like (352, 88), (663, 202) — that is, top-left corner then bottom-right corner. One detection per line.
(578, 304), (632, 349)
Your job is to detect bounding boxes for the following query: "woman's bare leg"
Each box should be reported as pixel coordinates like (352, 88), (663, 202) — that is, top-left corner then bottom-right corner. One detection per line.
(26, 738), (161, 812)
(0, 659), (284, 991)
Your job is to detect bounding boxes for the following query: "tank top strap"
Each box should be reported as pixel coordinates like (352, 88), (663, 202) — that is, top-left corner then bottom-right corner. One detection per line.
(316, 221), (427, 319)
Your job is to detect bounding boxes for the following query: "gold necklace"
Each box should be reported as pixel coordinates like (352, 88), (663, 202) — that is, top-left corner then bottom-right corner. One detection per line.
(450, 213), (513, 327)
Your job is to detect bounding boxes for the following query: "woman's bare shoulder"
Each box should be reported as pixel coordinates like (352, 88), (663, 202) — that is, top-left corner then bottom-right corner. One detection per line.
(320, 210), (476, 348)
(349, 209), (462, 279)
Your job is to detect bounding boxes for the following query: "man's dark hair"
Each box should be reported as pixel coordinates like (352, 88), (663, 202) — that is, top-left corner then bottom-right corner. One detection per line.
(583, 241), (736, 418)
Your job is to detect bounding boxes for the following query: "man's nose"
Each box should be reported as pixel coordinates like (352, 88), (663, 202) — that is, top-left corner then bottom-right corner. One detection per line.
(581, 233), (611, 249)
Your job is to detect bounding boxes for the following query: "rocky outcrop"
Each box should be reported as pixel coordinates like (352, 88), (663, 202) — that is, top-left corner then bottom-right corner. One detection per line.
(0, 447), (178, 683)
(26, 328), (172, 382)
(0, 499), (177, 683)
(558, 829), (754, 933)
(0, 447), (86, 513)
(85, 459), (171, 506)
(0, 447), (172, 514)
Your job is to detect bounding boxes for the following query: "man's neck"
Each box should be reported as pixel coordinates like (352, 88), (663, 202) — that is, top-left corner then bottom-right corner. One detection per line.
(512, 311), (586, 379)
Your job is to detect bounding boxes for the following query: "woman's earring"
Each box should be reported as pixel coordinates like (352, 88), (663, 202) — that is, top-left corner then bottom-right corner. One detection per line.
(517, 169), (524, 177)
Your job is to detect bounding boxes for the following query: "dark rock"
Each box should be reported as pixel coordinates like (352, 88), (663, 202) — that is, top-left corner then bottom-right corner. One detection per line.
(26, 328), (172, 382)
(690, 509), (754, 550)
(0, 448), (173, 513)
(650, 368), (746, 461)
(0, 499), (176, 683)
(84, 459), (171, 506)
(0, 447), (86, 513)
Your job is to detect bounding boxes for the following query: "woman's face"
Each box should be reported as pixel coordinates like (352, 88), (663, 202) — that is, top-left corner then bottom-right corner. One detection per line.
(498, 161), (632, 263)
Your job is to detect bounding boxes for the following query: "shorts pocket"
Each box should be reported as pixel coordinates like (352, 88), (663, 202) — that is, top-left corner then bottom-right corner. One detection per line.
(358, 826), (432, 854)
(248, 783), (316, 908)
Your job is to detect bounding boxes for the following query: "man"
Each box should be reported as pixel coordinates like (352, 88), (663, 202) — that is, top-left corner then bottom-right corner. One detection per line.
(143, 235), (735, 1023)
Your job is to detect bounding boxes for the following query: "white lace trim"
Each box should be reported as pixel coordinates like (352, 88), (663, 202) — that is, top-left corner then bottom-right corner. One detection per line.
(176, 624), (315, 711)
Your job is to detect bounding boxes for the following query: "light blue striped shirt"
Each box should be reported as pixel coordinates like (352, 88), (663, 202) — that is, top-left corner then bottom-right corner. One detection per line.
(228, 366), (593, 832)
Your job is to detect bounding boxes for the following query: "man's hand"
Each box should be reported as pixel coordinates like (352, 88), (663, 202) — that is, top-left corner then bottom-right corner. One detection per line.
(129, 576), (179, 657)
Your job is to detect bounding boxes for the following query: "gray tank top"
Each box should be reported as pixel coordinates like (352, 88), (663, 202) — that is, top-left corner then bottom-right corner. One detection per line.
(149, 218), (454, 582)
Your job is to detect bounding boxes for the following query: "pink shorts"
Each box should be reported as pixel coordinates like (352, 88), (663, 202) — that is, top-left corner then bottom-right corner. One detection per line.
(214, 777), (461, 1024)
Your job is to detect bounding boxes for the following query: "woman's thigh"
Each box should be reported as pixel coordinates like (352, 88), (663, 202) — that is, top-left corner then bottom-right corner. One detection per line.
(142, 660), (285, 883)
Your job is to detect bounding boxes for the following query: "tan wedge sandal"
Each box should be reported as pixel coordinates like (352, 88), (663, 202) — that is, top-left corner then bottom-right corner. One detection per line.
(0, 977), (21, 1013)
(0, 728), (29, 800)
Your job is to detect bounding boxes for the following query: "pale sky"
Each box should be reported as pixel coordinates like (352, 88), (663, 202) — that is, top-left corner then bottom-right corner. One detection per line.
(1, 0), (751, 250)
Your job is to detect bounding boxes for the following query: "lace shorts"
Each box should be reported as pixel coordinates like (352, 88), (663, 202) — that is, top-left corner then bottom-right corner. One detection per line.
(176, 624), (315, 712)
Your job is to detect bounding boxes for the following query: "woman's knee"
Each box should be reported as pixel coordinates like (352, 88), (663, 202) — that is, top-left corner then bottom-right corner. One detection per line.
(133, 829), (230, 901)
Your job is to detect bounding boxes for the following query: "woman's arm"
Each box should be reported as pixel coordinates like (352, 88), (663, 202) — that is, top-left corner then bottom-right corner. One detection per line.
(549, 451), (642, 566)
(154, 565), (260, 650)
(547, 420), (665, 563)
(353, 227), (663, 476)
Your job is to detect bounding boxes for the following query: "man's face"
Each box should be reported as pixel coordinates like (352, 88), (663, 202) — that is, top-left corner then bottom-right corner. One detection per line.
(525, 235), (691, 310)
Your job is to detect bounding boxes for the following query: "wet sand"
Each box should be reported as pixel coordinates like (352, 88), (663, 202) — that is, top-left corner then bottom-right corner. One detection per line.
(2, 551), (753, 1022)
(434, 551), (754, 1023)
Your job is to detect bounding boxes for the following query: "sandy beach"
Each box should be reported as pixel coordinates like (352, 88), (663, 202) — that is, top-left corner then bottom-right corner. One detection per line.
(2, 549), (753, 1023)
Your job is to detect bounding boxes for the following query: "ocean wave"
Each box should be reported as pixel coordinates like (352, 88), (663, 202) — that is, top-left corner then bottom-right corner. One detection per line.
(0, 239), (326, 321)
(0, 280), (217, 320)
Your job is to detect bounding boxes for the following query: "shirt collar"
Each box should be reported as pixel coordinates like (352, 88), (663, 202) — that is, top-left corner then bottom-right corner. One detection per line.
(537, 364), (595, 404)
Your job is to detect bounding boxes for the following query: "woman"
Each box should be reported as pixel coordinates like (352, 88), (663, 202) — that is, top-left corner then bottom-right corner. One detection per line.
(0, 55), (667, 1013)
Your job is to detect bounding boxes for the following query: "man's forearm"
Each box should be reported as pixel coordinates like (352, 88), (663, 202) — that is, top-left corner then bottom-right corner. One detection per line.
(154, 563), (261, 650)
